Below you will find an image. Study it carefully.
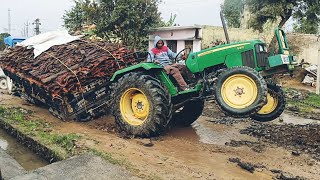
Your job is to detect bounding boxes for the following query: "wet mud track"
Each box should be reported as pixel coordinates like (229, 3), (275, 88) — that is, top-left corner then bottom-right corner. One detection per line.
(1, 92), (320, 179)
(241, 122), (320, 159)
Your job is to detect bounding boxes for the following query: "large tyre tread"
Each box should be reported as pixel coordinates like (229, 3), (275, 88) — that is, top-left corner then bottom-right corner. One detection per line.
(215, 66), (267, 118)
(111, 72), (172, 137)
(250, 83), (285, 122)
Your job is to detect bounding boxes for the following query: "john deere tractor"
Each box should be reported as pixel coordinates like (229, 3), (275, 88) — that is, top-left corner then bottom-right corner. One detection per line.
(109, 27), (294, 137)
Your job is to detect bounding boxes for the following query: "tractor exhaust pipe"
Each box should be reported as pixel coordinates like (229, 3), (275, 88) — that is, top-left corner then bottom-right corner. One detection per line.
(220, 11), (230, 44)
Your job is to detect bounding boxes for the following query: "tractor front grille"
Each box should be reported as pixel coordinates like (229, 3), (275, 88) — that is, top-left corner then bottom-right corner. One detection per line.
(241, 50), (255, 68)
(256, 52), (269, 67)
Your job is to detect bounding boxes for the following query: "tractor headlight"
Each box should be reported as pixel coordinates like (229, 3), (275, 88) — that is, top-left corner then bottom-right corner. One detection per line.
(281, 55), (290, 64)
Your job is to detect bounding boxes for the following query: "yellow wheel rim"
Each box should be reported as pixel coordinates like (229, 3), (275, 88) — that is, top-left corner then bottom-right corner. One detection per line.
(221, 74), (258, 109)
(257, 91), (278, 114)
(120, 88), (150, 126)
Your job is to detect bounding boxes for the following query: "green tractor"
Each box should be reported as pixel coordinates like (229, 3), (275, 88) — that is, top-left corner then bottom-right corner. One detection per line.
(109, 27), (294, 137)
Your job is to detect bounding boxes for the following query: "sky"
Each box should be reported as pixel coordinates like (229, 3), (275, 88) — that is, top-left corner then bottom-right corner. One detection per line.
(0, 0), (224, 37)
(158, 0), (224, 26)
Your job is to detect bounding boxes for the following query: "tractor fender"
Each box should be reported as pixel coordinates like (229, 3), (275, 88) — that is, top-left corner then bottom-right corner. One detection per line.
(110, 63), (163, 82)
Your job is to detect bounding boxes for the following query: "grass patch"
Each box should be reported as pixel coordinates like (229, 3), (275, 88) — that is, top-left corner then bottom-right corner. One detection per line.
(0, 106), (5, 114)
(284, 88), (320, 113)
(0, 105), (81, 159)
(39, 132), (80, 152)
(286, 99), (313, 113)
(304, 93), (320, 107)
(0, 107), (28, 123)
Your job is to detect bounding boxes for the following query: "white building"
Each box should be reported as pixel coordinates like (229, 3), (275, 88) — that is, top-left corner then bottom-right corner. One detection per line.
(148, 25), (276, 54)
(148, 25), (203, 53)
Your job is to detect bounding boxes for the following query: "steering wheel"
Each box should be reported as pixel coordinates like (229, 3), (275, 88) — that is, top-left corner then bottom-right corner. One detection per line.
(174, 48), (191, 63)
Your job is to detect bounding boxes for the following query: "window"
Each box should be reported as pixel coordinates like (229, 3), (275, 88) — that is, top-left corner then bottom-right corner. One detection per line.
(256, 44), (267, 53)
(185, 40), (193, 52)
(167, 40), (177, 52)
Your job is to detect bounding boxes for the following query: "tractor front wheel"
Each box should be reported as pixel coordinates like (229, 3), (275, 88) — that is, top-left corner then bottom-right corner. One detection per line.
(111, 72), (172, 137)
(250, 83), (285, 122)
(215, 66), (267, 117)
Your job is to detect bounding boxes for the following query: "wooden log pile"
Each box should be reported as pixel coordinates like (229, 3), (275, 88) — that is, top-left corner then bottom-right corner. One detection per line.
(0, 39), (144, 97)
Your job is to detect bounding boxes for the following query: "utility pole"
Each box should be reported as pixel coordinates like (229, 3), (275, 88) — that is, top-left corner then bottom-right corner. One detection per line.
(24, 21), (29, 37)
(32, 18), (41, 35)
(220, 11), (230, 44)
(8, 9), (11, 34)
(317, 46), (320, 94)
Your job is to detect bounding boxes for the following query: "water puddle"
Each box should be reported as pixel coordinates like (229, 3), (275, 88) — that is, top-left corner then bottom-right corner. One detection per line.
(168, 116), (255, 145)
(167, 126), (200, 142)
(192, 121), (245, 145)
(169, 112), (320, 147)
(0, 128), (48, 171)
(0, 134), (8, 150)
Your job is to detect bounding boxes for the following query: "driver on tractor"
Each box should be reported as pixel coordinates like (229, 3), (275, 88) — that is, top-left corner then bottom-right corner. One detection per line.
(147, 36), (193, 91)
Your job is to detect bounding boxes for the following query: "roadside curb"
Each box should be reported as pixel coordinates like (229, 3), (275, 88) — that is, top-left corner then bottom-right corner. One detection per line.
(10, 154), (140, 180)
(0, 117), (63, 163)
(0, 117), (141, 180)
(0, 148), (27, 180)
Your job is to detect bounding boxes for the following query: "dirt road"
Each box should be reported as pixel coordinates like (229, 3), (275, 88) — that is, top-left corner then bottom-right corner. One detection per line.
(0, 91), (319, 179)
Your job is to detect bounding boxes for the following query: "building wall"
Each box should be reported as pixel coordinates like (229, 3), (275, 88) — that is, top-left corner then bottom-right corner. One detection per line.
(149, 28), (201, 41)
(177, 40), (185, 52)
(148, 28), (202, 53)
(287, 33), (320, 64)
(201, 26), (275, 49)
(148, 39), (198, 53)
(193, 40), (201, 52)
(148, 40), (154, 50)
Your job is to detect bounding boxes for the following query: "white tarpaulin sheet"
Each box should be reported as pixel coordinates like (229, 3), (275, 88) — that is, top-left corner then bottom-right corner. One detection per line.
(0, 67), (5, 76)
(18, 30), (83, 57)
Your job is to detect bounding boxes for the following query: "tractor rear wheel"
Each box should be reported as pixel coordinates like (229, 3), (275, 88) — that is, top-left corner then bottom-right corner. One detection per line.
(111, 72), (172, 137)
(250, 83), (285, 122)
(172, 99), (205, 126)
(215, 66), (267, 117)
(0, 76), (7, 90)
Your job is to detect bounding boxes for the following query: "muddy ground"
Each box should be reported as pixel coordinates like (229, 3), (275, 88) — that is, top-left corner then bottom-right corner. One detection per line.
(1, 85), (320, 179)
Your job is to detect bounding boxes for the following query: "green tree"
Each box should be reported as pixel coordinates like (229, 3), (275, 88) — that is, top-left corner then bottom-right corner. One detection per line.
(159, 13), (177, 27)
(0, 33), (11, 51)
(246, 0), (320, 34)
(222, 0), (245, 28)
(293, 0), (320, 34)
(244, 0), (320, 52)
(63, 1), (84, 32)
(63, 0), (163, 49)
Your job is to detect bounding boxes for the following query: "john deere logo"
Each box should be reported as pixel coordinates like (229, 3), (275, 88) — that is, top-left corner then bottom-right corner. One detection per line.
(198, 43), (250, 57)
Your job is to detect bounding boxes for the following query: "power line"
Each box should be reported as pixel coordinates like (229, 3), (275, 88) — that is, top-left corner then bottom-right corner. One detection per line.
(23, 21), (30, 37)
(8, 9), (11, 34)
